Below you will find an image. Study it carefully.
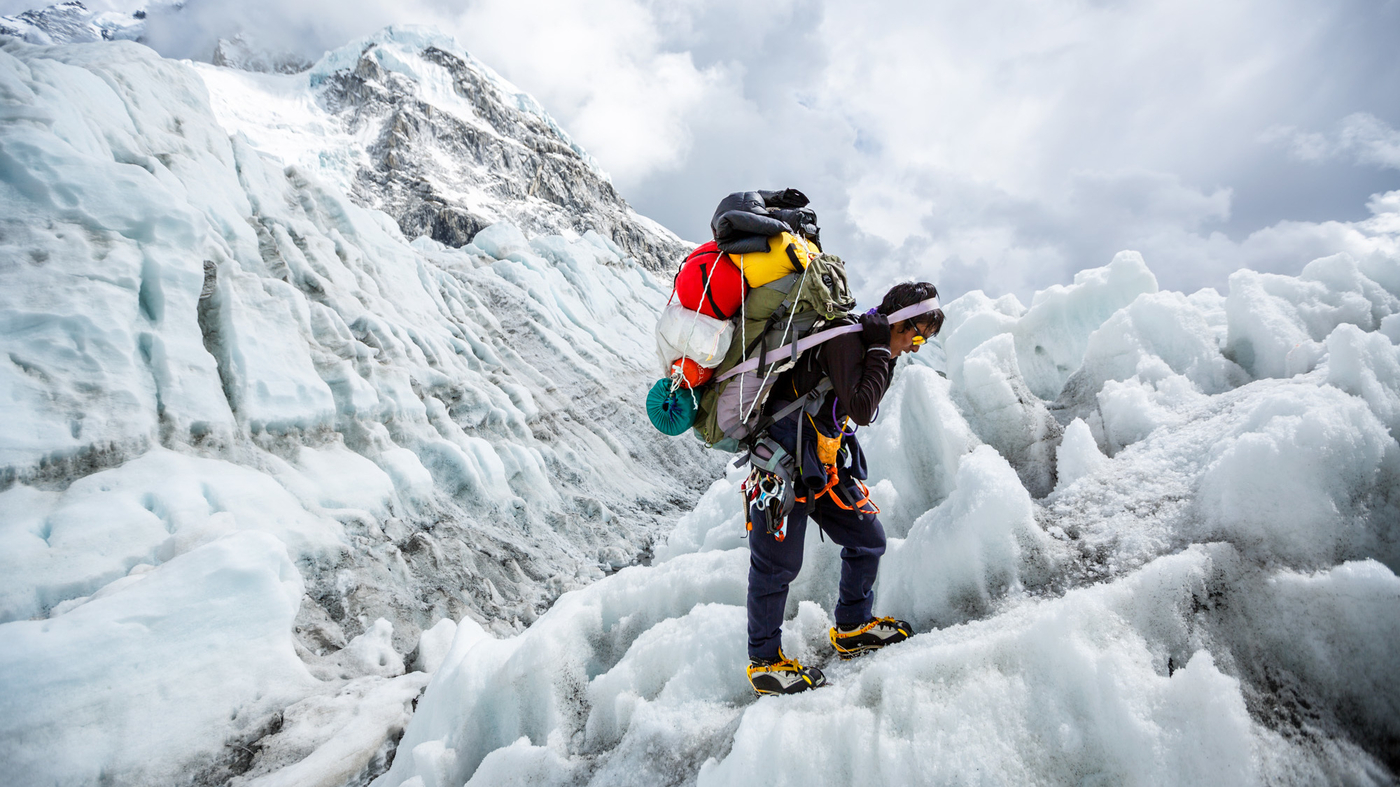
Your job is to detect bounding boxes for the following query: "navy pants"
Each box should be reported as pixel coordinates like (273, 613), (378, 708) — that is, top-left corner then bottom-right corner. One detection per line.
(746, 472), (887, 661)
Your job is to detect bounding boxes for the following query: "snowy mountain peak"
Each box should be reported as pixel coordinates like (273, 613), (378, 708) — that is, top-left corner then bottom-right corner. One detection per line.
(211, 33), (312, 75)
(197, 25), (688, 270)
(0, 1), (144, 45)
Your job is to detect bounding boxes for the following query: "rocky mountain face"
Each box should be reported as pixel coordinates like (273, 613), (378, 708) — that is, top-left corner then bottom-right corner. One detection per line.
(317, 41), (690, 270)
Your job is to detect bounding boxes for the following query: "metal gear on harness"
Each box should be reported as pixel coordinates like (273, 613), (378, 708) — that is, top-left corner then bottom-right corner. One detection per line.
(742, 467), (792, 541)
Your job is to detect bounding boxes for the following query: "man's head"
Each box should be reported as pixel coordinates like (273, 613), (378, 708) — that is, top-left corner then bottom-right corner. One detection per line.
(877, 281), (944, 358)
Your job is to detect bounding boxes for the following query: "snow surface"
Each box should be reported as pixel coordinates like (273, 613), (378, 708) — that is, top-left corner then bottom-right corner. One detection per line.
(3, 20), (1400, 787)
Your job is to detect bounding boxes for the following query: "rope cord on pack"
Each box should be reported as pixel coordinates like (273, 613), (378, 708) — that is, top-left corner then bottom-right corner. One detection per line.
(714, 296), (940, 384)
(741, 251), (812, 425)
(737, 252), (746, 420)
(739, 234), (817, 426)
(668, 365), (700, 410)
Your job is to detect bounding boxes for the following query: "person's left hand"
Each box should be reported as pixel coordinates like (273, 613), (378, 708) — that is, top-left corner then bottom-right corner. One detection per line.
(859, 311), (890, 346)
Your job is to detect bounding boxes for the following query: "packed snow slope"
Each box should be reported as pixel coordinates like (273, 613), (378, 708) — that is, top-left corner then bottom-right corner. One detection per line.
(0, 30), (719, 786)
(381, 247), (1400, 787)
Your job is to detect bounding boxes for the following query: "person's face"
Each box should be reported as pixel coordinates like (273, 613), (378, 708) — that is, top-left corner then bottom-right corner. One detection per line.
(889, 320), (935, 359)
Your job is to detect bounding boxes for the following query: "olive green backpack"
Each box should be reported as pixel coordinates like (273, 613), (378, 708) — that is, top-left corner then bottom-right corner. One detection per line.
(693, 252), (857, 451)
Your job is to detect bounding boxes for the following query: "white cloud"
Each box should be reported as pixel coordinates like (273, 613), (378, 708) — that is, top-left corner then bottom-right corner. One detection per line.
(5, 0), (1394, 303)
(1267, 113), (1400, 171)
(447, 0), (734, 184)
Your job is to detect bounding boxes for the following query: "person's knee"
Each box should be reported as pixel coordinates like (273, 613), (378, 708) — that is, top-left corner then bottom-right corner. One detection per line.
(865, 514), (887, 554)
(836, 515), (885, 559)
(750, 544), (803, 587)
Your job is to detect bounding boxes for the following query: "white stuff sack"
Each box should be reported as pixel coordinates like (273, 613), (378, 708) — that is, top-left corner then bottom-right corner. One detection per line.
(655, 303), (734, 375)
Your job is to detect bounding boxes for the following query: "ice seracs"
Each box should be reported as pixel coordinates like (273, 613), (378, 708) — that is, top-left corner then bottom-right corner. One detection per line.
(380, 241), (1400, 786)
(0, 30), (717, 786)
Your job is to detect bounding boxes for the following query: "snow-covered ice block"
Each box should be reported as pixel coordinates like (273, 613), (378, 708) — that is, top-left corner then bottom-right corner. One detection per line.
(1096, 373), (1207, 454)
(222, 274), (338, 431)
(878, 445), (1059, 630)
(858, 365), (979, 537)
(289, 442), (399, 515)
(655, 472), (747, 562)
(956, 333), (1062, 496)
(1194, 384), (1392, 565)
(472, 222), (532, 261)
(375, 447), (439, 505)
(1224, 559), (1400, 755)
(0, 448), (344, 623)
(940, 251), (1156, 407)
(1226, 253), (1400, 380)
(1012, 250), (1159, 399)
(237, 672), (432, 787)
(0, 531), (315, 786)
(330, 618), (406, 679)
(414, 617), (458, 674)
(1063, 290), (1247, 405)
(584, 603), (750, 750)
(1326, 322), (1400, 439)
(1054, 417), (1109, 492)
(939, 290), (1023, 392)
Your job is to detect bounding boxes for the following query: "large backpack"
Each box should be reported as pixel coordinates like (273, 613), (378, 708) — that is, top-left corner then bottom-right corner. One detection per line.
(693, 251), (857, 451)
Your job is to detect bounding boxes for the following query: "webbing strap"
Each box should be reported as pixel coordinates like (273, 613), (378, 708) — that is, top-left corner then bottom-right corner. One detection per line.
(715, 297), (940, 384)
(730, 379), (833, 469)
(700, 262), (728, 319)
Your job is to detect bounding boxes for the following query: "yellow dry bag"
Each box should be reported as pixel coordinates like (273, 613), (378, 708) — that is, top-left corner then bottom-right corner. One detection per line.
(731, 232), (818, 288)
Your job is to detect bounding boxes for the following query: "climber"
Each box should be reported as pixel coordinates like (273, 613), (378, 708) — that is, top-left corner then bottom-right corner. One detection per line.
(745, 281), (945, 695)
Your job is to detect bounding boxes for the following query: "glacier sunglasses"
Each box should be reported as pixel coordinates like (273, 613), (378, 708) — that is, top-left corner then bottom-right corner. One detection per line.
(910, 324), (939, 346)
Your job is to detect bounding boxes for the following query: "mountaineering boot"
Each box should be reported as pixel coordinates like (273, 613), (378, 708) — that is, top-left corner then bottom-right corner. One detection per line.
(829, 617), (912, 660)
(747, 649), (827, 695)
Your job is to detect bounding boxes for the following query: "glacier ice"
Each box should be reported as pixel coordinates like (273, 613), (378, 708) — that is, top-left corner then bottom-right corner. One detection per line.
(0, 30), (719, 786)
(0, 531), (315, 785)
(2, 20), (1400, 787)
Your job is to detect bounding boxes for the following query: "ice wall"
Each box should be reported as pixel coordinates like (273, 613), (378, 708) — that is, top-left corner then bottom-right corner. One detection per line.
(381, 232), (1400, 785)
(0, 36), (718, 786)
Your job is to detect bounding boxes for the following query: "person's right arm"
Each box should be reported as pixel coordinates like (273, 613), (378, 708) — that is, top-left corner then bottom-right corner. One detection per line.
(822, 332), (891, 426)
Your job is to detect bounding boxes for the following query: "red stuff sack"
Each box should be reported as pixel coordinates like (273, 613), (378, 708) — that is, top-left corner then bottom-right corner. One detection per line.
(675, 241), (746, 320)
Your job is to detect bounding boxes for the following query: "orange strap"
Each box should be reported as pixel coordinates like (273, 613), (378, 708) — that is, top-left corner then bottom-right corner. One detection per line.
(795, 466), (880, 515)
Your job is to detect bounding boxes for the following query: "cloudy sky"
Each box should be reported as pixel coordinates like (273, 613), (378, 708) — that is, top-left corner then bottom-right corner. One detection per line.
(9, 0), (1399, 303)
